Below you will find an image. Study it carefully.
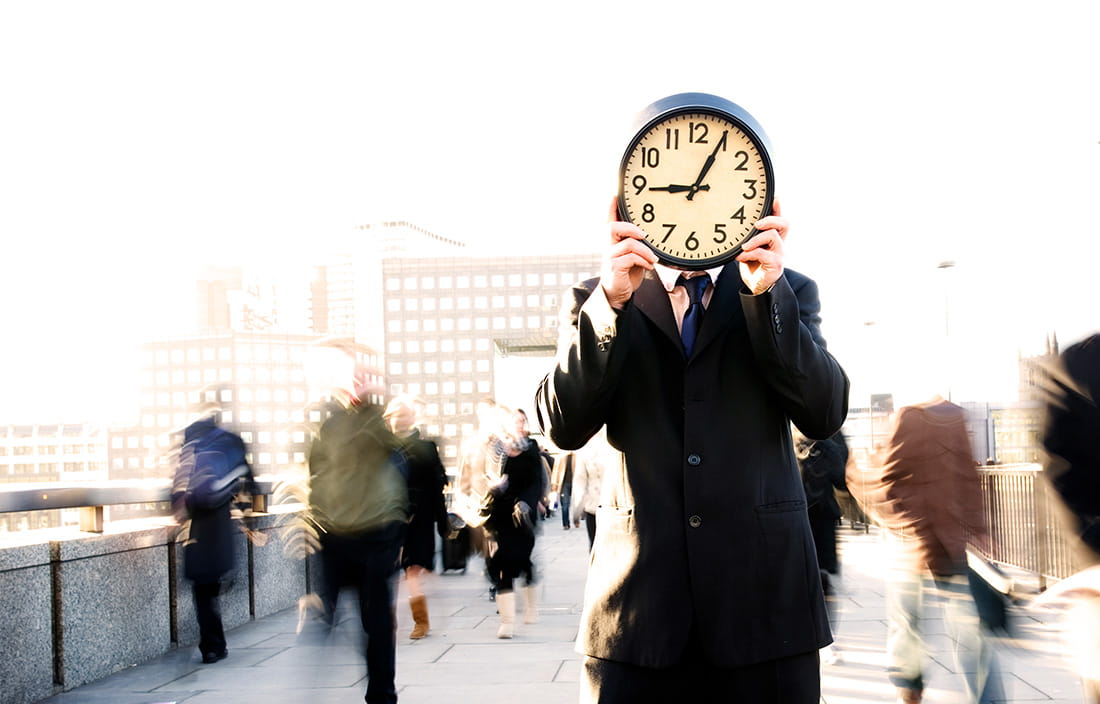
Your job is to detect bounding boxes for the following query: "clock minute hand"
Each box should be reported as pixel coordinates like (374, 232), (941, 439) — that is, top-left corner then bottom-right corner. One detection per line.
(650, 184), (710, 194)
(686, 130), (729, 200)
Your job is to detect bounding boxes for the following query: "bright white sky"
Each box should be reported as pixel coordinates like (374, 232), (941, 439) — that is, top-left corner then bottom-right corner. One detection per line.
(2, 0), (1098, 425)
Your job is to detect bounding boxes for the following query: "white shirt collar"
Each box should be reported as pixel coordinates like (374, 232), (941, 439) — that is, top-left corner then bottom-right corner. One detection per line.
(654, 263), (725, 292)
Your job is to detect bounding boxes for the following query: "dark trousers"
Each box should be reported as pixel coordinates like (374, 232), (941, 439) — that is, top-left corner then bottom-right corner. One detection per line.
(193, 581), (226, 658)
(581, 649), (820, 703)
(584, 511), (597, 549)
(317, 523), (404, 704)
(559, 491), (572, 528)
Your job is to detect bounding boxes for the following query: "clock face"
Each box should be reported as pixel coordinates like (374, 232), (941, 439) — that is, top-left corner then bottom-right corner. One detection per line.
(618, 107), (774, 270)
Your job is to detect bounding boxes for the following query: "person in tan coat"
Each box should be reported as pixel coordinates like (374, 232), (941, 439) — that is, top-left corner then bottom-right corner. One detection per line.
(870, 396), (1003, 704)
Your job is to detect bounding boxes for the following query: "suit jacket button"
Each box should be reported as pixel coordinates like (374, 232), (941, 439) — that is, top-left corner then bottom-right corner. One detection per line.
(688, 515), (702, 528)
(775, 323), (784, 334)
(687, 454), (701, 466)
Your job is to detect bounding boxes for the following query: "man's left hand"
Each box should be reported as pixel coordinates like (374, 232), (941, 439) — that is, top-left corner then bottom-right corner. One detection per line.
(737, 198), (787, 295)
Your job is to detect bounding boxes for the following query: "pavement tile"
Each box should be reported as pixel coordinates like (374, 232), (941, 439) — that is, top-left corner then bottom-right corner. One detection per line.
(36, 523), (1092, 704)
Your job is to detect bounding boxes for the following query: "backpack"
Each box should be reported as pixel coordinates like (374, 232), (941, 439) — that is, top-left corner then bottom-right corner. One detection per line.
(185, 426), (250, 511)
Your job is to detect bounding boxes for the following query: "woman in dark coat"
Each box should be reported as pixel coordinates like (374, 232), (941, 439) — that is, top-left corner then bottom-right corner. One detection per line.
(172, 411), (254, 664)
(484, 408), (544, 639)
(384, 396), (449, 639)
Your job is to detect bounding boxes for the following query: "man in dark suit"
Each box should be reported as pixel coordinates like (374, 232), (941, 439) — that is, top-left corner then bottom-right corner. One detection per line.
(535, 199), (849, 703)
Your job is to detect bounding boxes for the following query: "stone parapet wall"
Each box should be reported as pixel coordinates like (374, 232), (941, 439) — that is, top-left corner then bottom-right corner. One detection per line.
(0, 505), (309, 703)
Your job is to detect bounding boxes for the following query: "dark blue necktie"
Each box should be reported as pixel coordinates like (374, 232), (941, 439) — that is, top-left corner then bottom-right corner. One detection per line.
(678, 274), (709, 357)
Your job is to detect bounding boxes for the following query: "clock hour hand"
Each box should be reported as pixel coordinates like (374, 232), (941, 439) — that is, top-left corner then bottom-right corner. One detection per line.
(686, 130), (729, 200)
(650, 184), (710, 194)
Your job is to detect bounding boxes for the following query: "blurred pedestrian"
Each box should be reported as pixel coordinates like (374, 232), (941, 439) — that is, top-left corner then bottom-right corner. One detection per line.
(869, 396), (1003, 704)
(172, 402), (255, 665)
(795, 429), (849, 664)
(515, 408), (553, 520)
(384, 395), (448, 640)
(1039, 333), (1100, 702)
(483, 407), (544, 638)
(307, 359), (408, 704)
(571, 427), (613, 550)
(551, 452), (575, 530)
(456, 397), (508, 599)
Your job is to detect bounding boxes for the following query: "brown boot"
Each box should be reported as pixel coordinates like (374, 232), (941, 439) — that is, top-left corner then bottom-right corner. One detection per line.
(409, 595), (429, 639)
(896, 687), (922, 704)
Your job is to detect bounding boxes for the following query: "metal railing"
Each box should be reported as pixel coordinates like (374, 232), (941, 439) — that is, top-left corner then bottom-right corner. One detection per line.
(0, 477), (282, 533)
(0, 465), (1084, 584)
(978, 463), (1078, 587)
(839, 462), (1080, 588)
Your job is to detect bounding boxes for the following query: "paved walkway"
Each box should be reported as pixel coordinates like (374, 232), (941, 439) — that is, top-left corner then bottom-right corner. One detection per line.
(38, 523), (1090, 704)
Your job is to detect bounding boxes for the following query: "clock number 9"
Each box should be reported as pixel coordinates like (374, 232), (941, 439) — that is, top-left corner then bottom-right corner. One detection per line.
(632, 175), (647, 195)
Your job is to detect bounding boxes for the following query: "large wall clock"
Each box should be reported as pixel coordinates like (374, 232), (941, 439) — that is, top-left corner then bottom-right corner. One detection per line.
(618, 92), (774, 270)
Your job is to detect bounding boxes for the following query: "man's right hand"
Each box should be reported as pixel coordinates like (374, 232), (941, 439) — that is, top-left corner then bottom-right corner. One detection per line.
(600, 197), (658, 310)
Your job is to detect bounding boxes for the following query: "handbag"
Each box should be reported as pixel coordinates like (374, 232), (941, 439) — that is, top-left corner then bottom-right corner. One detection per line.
(966, 547), (1013, 636)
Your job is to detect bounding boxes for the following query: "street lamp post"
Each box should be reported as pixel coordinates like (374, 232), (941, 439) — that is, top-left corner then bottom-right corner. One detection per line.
(937, 261), (956, 401)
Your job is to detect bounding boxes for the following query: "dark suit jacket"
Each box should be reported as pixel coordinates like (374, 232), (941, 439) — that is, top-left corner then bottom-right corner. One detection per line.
(535, 266), (849, 668)
(1041, 334), (1100, 564)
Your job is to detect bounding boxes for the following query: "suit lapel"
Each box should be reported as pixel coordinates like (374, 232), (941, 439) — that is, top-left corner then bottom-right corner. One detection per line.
(692, 265), (745, 358)
(632, 271), (681, 352)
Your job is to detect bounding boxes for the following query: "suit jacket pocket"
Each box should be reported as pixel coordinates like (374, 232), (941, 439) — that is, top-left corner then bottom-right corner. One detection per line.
(754, 499), (807, 514)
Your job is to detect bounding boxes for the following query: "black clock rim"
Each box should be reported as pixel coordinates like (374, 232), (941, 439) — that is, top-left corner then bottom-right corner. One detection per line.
(616, 98), (775, 271)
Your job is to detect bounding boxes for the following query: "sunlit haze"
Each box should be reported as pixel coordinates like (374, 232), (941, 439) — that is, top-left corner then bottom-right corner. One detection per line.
(2, 0), (1098, 425)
